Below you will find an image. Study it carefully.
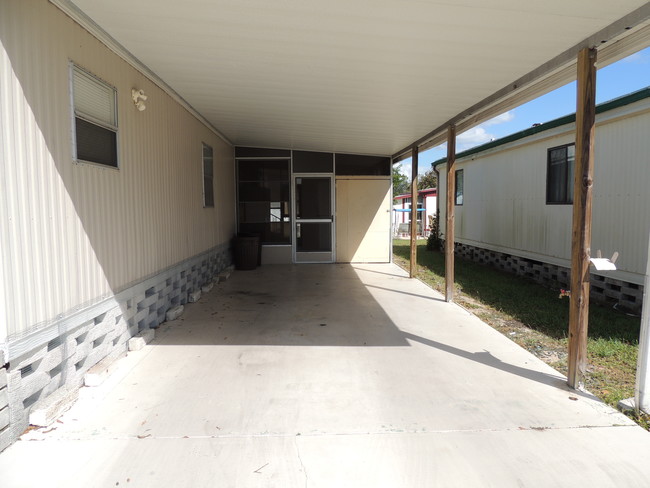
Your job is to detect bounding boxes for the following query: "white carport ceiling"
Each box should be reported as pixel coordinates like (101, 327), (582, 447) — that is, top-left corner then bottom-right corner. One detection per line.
(65, 0), (649, 156)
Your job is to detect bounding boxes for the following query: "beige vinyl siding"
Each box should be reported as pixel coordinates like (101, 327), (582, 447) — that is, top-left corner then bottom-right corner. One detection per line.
(438, 101), (650, 285)
(0, 0), (235, 339)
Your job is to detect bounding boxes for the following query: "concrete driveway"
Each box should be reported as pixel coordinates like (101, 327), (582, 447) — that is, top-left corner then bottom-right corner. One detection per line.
(2, 263), (650, 487)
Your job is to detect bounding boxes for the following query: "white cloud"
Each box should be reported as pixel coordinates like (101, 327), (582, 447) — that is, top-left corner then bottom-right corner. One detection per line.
(453, 111), (514, 151)
(483, 111), (515, 126)
(458, 126), (493, 146)
(395, 110), (516, 176)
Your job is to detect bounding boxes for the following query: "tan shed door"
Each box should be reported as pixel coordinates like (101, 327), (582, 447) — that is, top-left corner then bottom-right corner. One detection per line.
(336, 178), (391, 263)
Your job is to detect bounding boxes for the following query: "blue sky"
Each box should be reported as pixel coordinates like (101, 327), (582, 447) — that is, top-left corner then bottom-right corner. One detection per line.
(398, 46), (650, 178)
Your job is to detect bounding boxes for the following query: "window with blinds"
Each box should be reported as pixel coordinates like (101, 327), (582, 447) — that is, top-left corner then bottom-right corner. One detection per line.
(546, 144), (574, 204)
(71, 65), (118, 168)
(203, 143), (214, 207)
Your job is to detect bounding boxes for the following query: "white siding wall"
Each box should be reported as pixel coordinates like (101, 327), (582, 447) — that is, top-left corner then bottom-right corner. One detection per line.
(439, 101), (650, 285)
(0, 0), (235, 339)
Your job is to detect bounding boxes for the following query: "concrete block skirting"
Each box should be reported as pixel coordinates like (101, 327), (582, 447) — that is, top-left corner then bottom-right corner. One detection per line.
(0, 244), (233, 453)
(443, 240), (644, 313)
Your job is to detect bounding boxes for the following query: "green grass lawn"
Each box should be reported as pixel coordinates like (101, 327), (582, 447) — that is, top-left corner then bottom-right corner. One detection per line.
(393, 239), (648, 428)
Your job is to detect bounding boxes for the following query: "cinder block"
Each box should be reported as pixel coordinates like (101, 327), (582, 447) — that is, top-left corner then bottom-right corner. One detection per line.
(138, 293), (158, 310)
(84, 351), (127, 387)
(12, 345), (48, 372)
(133, 307), (149, 324)
(201, 283), (214, 294)
(0, 406), (9, 431)
(188, 290), (201, 303)
(165, 305), (184, 322)
(0, 387), (8, 409)
(218, 271), (231, 283)
(128, 329), (155, 351)
(28, 387), (79, 427)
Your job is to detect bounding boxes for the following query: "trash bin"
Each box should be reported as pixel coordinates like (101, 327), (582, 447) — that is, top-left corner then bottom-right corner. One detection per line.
(233, 234), (260, 270)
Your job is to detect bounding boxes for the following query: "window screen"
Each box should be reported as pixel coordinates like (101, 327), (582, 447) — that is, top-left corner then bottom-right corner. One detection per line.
(293, 151), (333, 173)
(546, 144), (574, 204)
(203, 144), (214, 207)
(237, 160), (291, 244)
(72, 65), (118, 168)
(335, 154), (390, 175)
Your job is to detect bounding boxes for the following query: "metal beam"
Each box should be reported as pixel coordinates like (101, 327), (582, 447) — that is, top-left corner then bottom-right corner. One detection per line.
(409, 146), (418, 278)
(567, 47), (597, 390)
(445, 125), (456, 302)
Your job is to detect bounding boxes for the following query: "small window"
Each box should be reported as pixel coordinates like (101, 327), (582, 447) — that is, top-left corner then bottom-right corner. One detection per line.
(546, 144), (575, 204)
(203, 143), (214, 207)
(71, 65), (118, 167)
(455, 169), (464, 205)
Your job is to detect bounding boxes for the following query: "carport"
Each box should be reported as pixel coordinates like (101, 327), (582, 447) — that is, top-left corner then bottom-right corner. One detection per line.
(2, 0), (650, 475)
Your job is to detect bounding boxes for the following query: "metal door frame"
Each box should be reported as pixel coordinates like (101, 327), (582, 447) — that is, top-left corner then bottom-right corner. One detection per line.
(291, 173), (336, 263)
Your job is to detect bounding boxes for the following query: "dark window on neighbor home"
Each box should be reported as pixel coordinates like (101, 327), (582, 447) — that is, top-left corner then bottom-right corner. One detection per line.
(455, 169), (464, 205)
(203, 143), (214, 207)
(72, 65), (118, 168)
(546, 144), (575, 204)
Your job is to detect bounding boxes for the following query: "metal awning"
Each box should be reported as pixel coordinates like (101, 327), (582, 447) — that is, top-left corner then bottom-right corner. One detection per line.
(54, 0), (650, 157)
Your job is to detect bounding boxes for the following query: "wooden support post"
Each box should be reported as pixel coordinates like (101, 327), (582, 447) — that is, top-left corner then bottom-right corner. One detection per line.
(567, 47), (597, 389)
(445, 125), (456, 302)
(409, 146), (419, 278)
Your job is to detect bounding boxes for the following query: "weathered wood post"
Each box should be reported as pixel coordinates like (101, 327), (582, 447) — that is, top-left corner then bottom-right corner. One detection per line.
(567, 47), (597, 389)
(410, 146), (418, 278)
(445, 125), (457, 302)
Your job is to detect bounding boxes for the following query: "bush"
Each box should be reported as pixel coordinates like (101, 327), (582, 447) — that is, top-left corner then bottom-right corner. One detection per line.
(427, 213), (442, 251)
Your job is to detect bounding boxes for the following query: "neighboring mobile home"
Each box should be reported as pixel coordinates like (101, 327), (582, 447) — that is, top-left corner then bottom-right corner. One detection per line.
(434, 88), (650, 312)
(393, 189), (437, 236)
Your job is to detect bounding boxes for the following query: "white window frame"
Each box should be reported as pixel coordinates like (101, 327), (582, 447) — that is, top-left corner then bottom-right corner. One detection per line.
(69, 62), (119, 169)
(202, 143), (215, 208)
